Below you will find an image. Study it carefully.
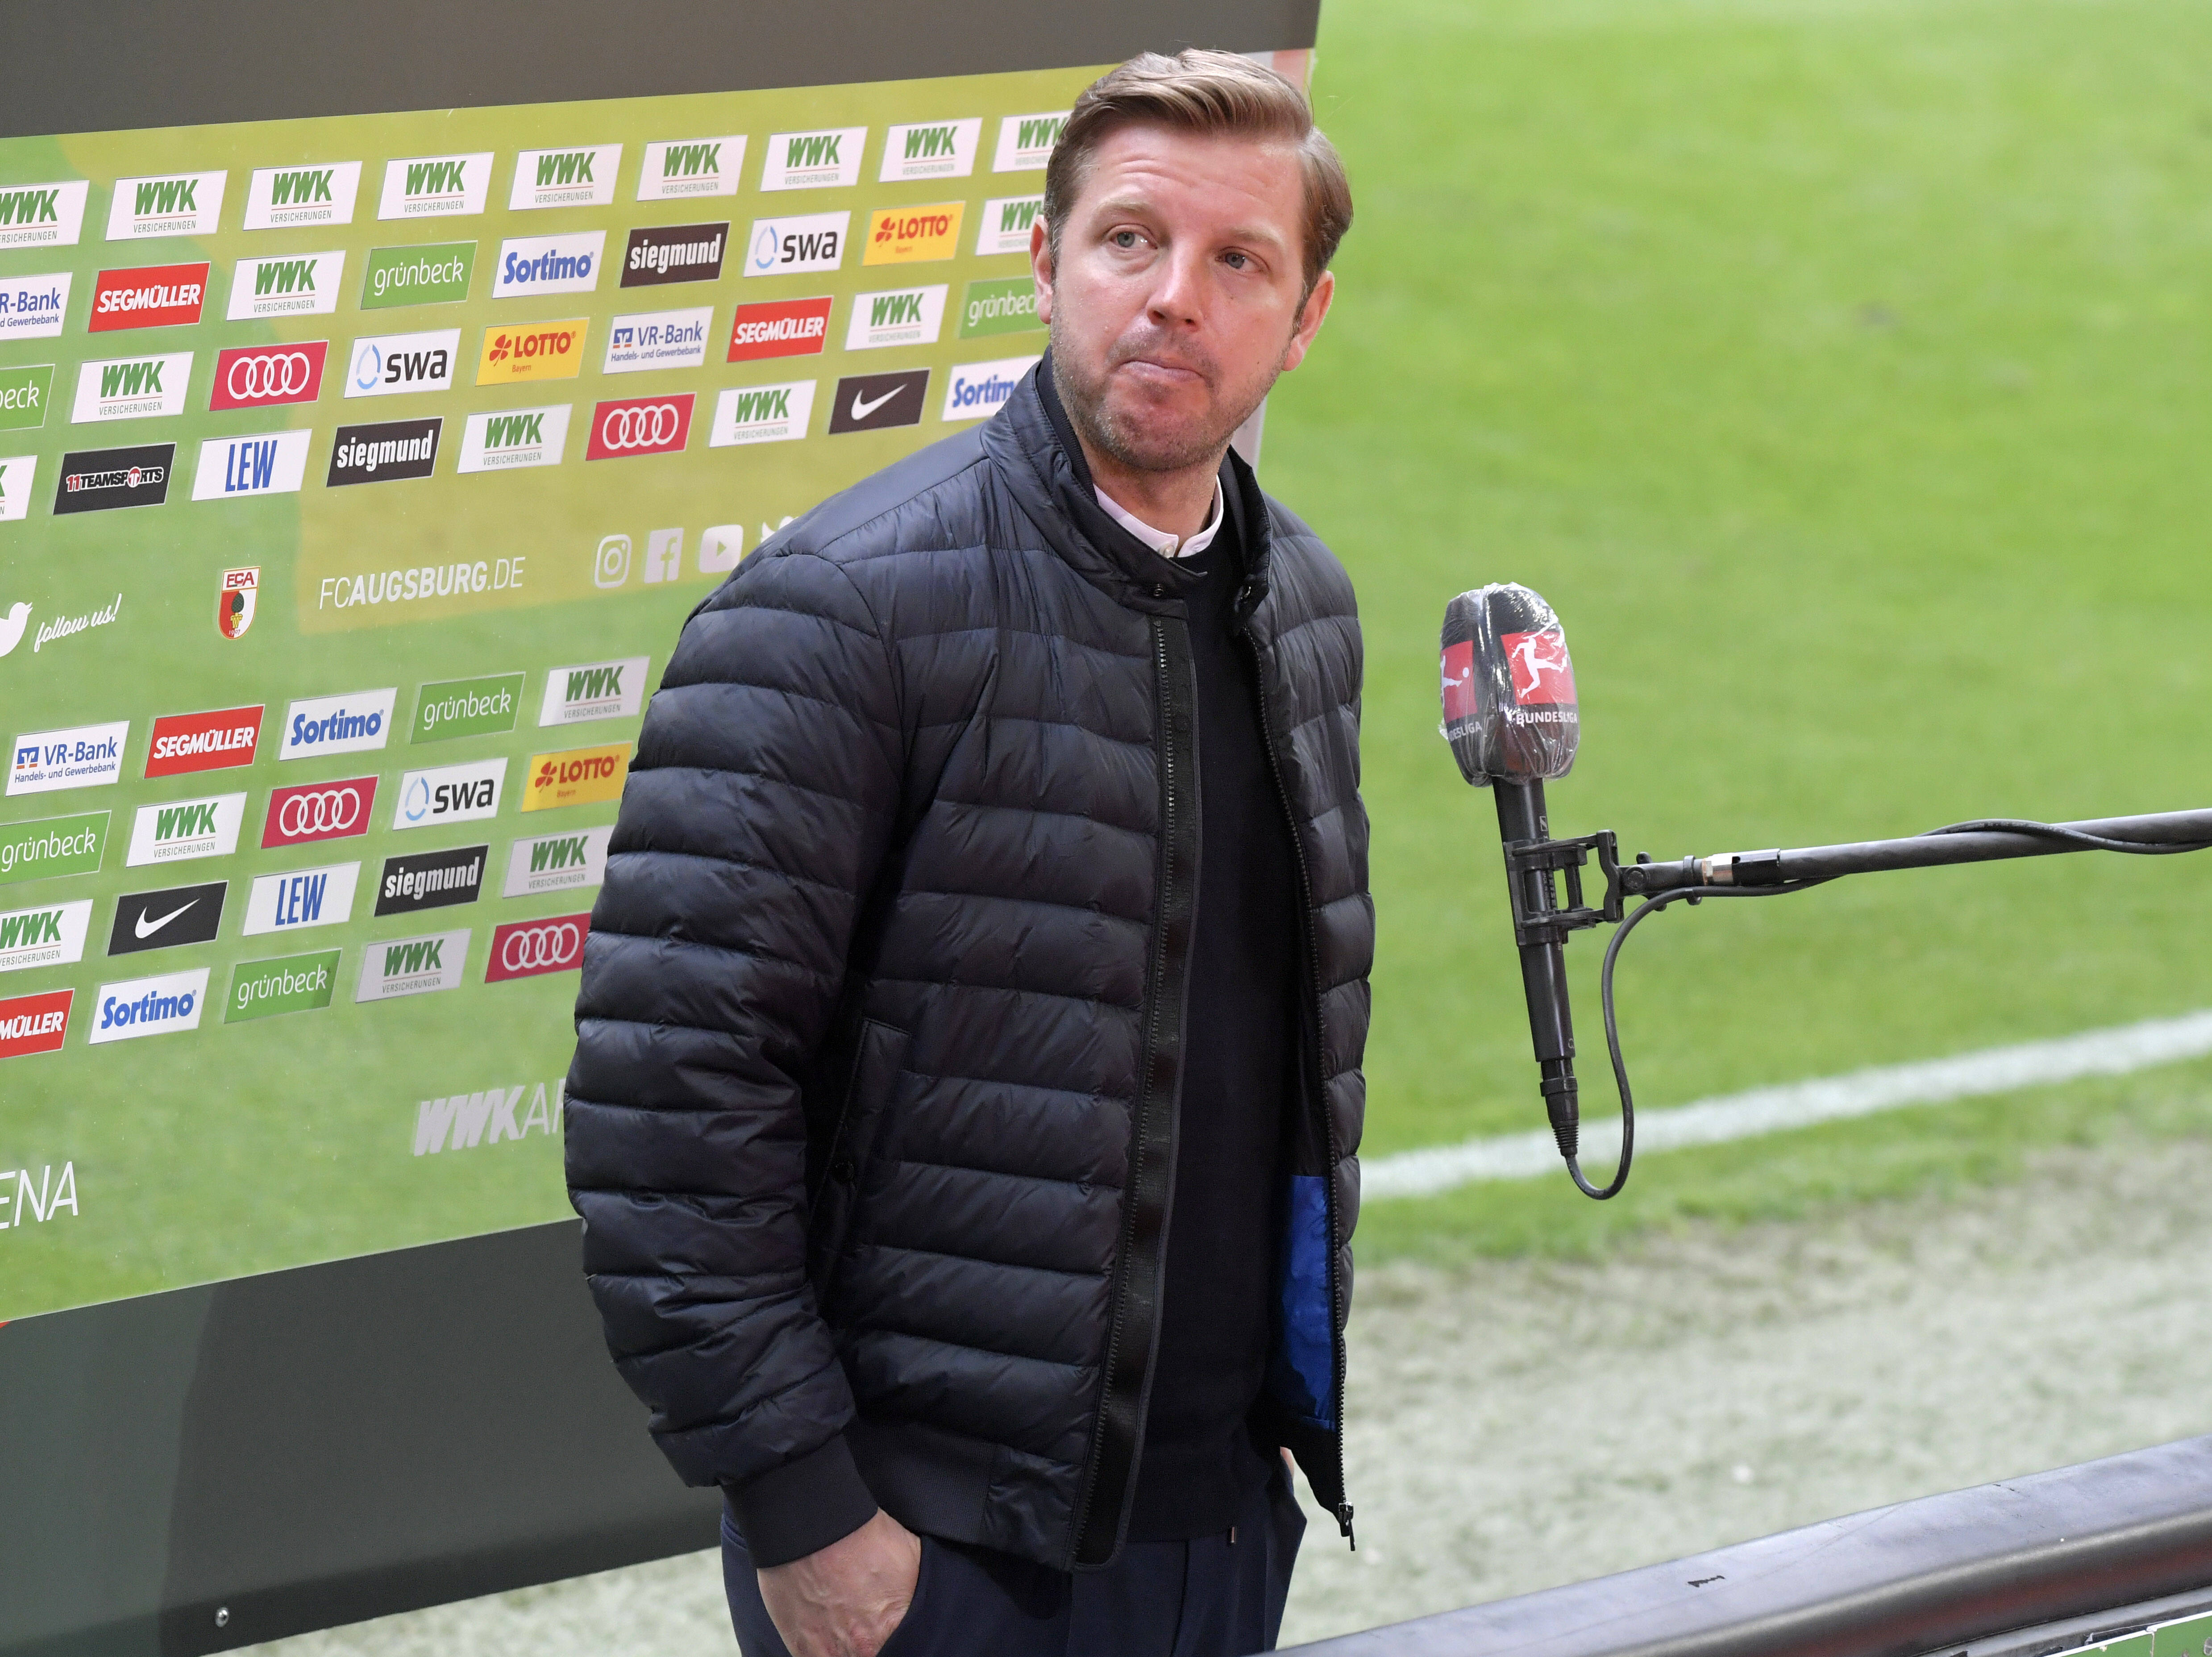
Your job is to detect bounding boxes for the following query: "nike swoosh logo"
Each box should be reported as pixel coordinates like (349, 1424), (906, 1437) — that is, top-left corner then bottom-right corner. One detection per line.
(849, 386), (905, 422)
(134, 899), (197, 940)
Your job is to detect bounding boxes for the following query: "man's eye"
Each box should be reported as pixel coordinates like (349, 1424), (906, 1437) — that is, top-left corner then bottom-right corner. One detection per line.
(1223, 251), (1250, 270)
(1110, 229), (1142, 248)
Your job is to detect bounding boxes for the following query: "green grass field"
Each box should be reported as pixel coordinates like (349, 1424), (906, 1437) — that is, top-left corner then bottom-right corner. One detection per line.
(1266, 0), (2212, 1250)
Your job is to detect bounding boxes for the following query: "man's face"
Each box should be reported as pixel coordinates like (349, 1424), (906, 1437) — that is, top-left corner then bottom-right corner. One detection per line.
(1034, 123), (1333, 475)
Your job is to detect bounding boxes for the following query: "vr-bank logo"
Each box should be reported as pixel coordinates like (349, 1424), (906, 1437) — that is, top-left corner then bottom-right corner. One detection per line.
(53, 444), (172, 514)
(503, 824), (613, 898)
(880, 119), (981, 183)
(209, 342), (328, 411)
(993, 112), (1069, 173)
(346, 329), (458, 398)
(710, 380), (814, 448)
(0, 456), (35, 522)
(393, 757), (506, 831)
(260, 776), (378, 849)
(105, 171), (226, 240)
(375, 844), (487, 917)
(242, 161), (362, 230)
(0, 272), (71, 340)
(279, 687), (397, 760)
(0, 179), (90, 248)
(126, 791), (246, 866)
(976, 195), (1042, 257)
(942, 356), (1038, 423)
(585, 394), (694, 462)
(8, 720), (128, 796)
(485, 913), (589, 983)
(88, 965), (208, 1044)
(88, 262), (209, 332)
(492, 231), (606, 299)
(637, 135), (746, 201)
(0, 898), (91, 974)
(241, 861), (360, 937)
(846, 286), (946, 351)
(377, 152), (493, 219)
(356, 927), (470, 1003)
(746, 212), (848, 277)
(226, 251), (345, 320)
(191, 429), (313, 501)
(540, 656), (649, 726)
(603, 306), (711, 374)
(73, 354), (192, 423)
(622, 222), (727, 287)
(759, 127), (866, 192)
(327, 418), (442, 487)
(107, 880), (226, 957)
(458, 404), (571, 473)
(510, 144), (622, 212)
(411, 1076), (565, 1153)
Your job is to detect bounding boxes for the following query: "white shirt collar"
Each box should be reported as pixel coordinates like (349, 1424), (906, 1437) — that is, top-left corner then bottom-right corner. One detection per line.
(1094, 477), (1225, 560)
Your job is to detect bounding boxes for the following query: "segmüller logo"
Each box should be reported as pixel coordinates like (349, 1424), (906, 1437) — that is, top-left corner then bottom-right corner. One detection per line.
(53, 444), (173, 514)
(145, 705), (262, 778)
(89, 262), (208, 331)
(328, 418), (441, 486)
(485, 913), (589, 983)
(88, 966), (208, 1045)
(279, 687), (397, 760)
(492, 231), (605, 298)
(0, 987), (73, 1058)
(210, 342), (327, 411)
(728, 296), (832, 362)
(261, 776), (378, 848)
(585, 394), (693, 461)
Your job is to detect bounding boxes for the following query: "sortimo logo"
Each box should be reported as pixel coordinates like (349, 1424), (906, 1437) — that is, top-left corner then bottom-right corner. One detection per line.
(403, 774), (431, 822)
(353, 341), (383, 391)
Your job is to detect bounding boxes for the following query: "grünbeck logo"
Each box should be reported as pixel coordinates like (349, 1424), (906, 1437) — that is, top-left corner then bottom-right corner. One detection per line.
(491, 231), (606, 299)
(0, 364), (52, 432)
(942, 356), (1039, 422)
(521, 743), (628, 812)
(510, 144), (622, 211)
(327, 418), (442, 487)
(759, 126), (867, 192)
(374, 844), (487, 917)
(225, 949), (339, 1023)
(191, 429), (314, 502)
(412, 1075), (565, 1153)
(8, 720), (127, 797)
(457, 404), (571, 473)
(0, 810), (109, 885)
(958, 276), (1040, 339)
(861, 203), (964, 266)
(539, 655), (649, 726)
(209, 341), (328, 411)
(360, 241), (474, 310)
(0, 272), (71, 340)
(0, 179), (90, 248)
(345, 329), (458, 398)
(710, 379), (815, 448)
(356, 927), (470, 1003)
(127, 791), (246, 866)
(261, 776), (377, 849)
(105, 171), (226, 240)
(377, 153), (493, 220)
(107, 880), (226, 957)
(845, 284), (947, 351)
(88, 262), (208, 332)
(227, 251), (344, 321)
(145, 704), (262, 779)
(727, 296), (832, 362)
(393, 757), (507, 830)
(412, 672), (523, 743)
(474, 319), (586, 385)
(242, 161), (362, 230)
(278, 687), (397, 760)
(241, 861), (360, 937)
(87, 966), (208, 1044)
(72, 353), (192, 423)
(53, 443), (173, 514)
(744, 212), (848, 277)
(993, 112), (1069, 173)
(0, 896), (91, 974)
(29, 591), (120, 655)
(879, 118), (982, 183)
(585, 393), (694, 462)
(503, 824), (612, 898)
(0, 456), (28, 523)
(484, 913), (589, 983)
(603, 305), (711, 374)
(621, 221), (727, 287)
(0, 988), (73, 1058)
(828, 369), (929, 435)
(637, 135), (746, 201)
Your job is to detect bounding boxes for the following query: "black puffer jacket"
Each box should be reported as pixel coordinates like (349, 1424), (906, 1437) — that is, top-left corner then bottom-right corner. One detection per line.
(565, 364), (1371, 1571)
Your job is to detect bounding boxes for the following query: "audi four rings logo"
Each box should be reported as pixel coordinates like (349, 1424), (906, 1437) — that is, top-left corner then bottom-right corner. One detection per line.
(261, 775), (378, 848)
(210, 341), (328, 411)
(586, 392), (694, 460)
(485, 913), (590, 982)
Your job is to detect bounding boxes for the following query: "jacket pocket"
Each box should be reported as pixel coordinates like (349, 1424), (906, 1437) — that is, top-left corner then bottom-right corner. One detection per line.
(809, 1018), (910, 1306)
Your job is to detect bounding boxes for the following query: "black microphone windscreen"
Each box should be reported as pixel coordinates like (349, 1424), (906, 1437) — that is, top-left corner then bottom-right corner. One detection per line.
(1440, 583), (1580, 786)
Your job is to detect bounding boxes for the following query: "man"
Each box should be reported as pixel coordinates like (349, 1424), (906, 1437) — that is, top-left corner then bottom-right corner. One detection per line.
(566, 48), (1369, 1657)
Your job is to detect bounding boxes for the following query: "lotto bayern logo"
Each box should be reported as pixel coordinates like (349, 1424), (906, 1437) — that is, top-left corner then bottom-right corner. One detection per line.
(585, 394), (693, 461)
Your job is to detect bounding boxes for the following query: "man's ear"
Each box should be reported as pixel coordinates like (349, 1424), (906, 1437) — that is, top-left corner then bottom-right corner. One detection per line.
(1030, 217), (1056, 327)
(1279, 269), (1335, 375)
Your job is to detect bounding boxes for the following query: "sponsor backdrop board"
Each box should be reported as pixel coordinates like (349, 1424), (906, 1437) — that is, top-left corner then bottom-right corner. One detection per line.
(0, 2), (1316, 1647)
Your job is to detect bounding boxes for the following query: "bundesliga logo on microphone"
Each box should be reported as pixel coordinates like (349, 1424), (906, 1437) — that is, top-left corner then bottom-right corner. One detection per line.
(1439, 582), (1579, 786)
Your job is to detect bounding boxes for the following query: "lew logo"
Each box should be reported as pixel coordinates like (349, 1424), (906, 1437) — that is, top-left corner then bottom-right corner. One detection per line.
(241, 862), (361, 937)
(412, 1077), (564, 1154)
(880, 119), (981, 183)
(761, 127), (866, 192)
(637, 135), (745, 200)
(378, 152), (493, 219)
(190, 429), (314, 501)
(1501, 628), (1576, 706)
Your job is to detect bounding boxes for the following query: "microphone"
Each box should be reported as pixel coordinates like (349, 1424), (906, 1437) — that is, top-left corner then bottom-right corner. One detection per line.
(1440, 584), (1588, 1164)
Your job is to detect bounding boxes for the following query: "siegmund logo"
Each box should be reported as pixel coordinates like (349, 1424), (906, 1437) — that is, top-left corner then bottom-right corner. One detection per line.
(374, 844), (487, 917)
(54, 443), (173, 514)
(328, 418), (441, 487)
(622, 222), (727, 287)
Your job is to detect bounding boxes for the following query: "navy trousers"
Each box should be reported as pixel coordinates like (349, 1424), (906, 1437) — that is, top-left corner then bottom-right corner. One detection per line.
(721, 1467), (1306, 1657)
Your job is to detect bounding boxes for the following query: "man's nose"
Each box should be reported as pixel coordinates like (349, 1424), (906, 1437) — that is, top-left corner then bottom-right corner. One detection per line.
(1146, 244), (1208, 326)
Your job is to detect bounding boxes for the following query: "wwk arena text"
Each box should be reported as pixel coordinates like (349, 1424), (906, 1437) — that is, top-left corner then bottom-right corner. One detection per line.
(319, 558), (526, 610)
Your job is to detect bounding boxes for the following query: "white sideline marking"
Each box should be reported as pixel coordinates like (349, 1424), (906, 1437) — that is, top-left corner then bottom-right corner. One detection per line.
(1364, 1011), (2212, 1200)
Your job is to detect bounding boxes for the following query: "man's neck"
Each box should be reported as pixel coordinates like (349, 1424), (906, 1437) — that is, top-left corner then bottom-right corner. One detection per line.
(1076, 433), (1226, 545)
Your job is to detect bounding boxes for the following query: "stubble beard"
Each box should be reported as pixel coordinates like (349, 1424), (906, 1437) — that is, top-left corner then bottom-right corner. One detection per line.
(1050, 325), (1276, 476)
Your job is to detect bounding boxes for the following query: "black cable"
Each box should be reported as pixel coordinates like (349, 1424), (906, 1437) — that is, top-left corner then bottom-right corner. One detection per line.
(1923, 818), (2212, 855)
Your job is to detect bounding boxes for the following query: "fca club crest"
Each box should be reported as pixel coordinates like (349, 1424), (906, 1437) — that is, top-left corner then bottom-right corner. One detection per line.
(218, 566), (258, 640)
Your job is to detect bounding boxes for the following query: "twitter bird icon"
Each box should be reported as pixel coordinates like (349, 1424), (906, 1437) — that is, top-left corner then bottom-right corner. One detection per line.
(0, 601), (28, 659)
